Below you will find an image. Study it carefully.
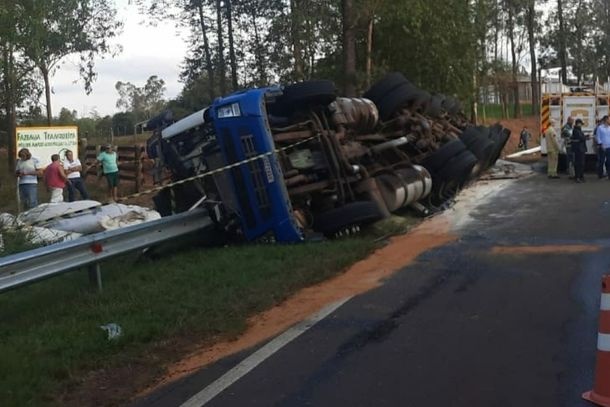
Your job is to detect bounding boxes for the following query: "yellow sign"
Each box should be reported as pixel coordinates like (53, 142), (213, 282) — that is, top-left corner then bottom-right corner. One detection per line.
(15, 126), (78, 167)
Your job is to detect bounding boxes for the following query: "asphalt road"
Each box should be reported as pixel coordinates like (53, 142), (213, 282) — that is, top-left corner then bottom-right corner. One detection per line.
(135, 170), (610, 407)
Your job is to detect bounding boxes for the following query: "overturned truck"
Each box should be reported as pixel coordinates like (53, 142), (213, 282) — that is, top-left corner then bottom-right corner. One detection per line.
(146, 73), (510, 243)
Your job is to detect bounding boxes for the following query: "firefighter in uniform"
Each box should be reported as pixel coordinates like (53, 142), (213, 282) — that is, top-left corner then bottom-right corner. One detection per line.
(545, 119), (560, 178)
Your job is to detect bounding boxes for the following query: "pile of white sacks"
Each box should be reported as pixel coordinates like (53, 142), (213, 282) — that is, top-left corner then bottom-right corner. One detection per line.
(0, 200), (161, 246)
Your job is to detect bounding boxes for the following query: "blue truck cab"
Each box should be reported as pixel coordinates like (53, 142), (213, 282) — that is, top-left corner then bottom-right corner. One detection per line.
(149, 87), (303, 243)
(210, 88), (303, 242)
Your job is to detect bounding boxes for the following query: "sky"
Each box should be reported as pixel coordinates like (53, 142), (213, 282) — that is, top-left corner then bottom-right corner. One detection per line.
(50, 0), (188, 118)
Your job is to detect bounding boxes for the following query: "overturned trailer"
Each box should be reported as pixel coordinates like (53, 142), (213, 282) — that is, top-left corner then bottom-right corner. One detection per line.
(147, 73), (510, 243)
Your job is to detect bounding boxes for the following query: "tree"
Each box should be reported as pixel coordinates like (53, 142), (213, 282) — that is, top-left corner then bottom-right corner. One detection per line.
(115, 75), (167, 120)
(0, 2), (40, 169)
(373, 1), (477, 98)
(226, 0), (239, 90)
(112, 111), (137, 136)
(342, 0), (356, 96)
(17, 0), (122, 124)
(57, 107), (77, 124)
(525, 0), (539, 114)
(95, 115), (113, 140)
(215, 0), (227, 94)
(504, 0), (521, 118)
(557, 0), (568, 83)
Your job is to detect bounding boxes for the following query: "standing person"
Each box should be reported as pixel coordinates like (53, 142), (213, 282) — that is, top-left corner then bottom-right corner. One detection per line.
(63, 149), (89, 201)
(561, 116), (575, 177)
(15, 148), (41, 210)
(44, 154), (68, 203)
(595, 116), (610, 179)
(594, 119), (604, 177)
(95, 144), (119, 202)
(545, 119), (561, 178)
(571, 118), (588, 183)
(519, 126), (531, 150)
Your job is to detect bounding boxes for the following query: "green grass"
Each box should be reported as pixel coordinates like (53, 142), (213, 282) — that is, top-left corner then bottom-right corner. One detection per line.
(0, 228), (41, 256)
(0, 238), (376, 406)
(478, 103), (534, 119)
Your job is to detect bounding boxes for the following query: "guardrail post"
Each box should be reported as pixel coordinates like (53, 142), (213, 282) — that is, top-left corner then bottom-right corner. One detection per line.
(88, 263), (103, 292)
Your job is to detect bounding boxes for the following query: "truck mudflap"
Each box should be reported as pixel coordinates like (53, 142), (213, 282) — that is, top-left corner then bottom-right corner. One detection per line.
(211, 88), (303, 242)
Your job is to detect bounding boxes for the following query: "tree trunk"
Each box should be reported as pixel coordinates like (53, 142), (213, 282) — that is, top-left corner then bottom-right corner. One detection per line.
(41, 64), (52, 125)
(250, 10), (267, 85)
(197, 2), (215, 101)
(507, 3), (521, 118)
(366, 17), (373, 88)
(3, 45), (16, 171)
(526, 1), (539, 114)
(557, 0), (568, 84)
(226, 0), (238, 90)
(342, 0), (357, 97)
(494, 0), (500, 61)
(215, 0), (226, 95)
(290, 0), (305, 81)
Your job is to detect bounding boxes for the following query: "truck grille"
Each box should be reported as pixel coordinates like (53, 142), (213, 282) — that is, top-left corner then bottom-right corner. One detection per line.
(222, 128), (256, 228)
(239, 130), (272, 221)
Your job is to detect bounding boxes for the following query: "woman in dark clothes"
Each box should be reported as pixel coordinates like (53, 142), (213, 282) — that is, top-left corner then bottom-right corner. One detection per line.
(571, 118), (588, 183)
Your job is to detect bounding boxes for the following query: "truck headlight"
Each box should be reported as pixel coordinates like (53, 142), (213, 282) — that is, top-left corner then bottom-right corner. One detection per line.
(217, 102), (241, 118)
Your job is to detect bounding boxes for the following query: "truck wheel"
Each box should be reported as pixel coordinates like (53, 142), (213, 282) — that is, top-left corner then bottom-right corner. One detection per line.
(313, 201), (385, 236)
(406, 90), (432, 112)
(488, 128), (511, 166)
(426, 95), (444, 117)
(376, 82), (419, 120)
(270, 80), (337, 116)
(437, 150), (479, 184)
(442, 97), (462, 115)
(363, 72), (411, 103)
(467, 137), (495, 171)
(420, 139), (468, 174)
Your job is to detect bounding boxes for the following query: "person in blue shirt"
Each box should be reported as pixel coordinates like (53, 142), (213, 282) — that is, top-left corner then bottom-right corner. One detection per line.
(95, 144), (119, 202)
(595, 115), (610, 179)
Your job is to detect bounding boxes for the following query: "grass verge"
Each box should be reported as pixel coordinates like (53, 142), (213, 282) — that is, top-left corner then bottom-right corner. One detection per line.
(0, 237), (377, 406)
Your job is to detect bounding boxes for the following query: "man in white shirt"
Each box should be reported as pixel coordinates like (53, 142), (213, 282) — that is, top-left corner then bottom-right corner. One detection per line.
(63, 149), (90, 201)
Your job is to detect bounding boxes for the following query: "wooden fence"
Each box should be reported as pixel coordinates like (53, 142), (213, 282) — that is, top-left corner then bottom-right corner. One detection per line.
(82, 143), (145, 192)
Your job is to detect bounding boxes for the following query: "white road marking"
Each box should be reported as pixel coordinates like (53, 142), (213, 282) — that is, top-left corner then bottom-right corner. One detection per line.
(598, 333), (610, 352)
(179, 297), (353, 407)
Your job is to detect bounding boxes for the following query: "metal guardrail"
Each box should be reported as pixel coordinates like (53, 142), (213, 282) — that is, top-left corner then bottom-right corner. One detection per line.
(0, 209), (214, 293)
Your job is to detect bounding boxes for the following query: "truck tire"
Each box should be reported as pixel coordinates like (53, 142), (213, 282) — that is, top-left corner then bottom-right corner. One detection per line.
(467, 137), (495, 170)
(364, 72), (411, 103)
(488, 128), (511, 166)
(313, 201), (385, 236)
(376, 82), (418, 120)
(426, 95), (444, 117)
(405, 89), (432, 112)
(420, 139), (467, 174)
(459, 127), (484, 147)
(270, 80), (337, 116)
(442, 97), (462, 115)
(437, 150), (478, 184)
